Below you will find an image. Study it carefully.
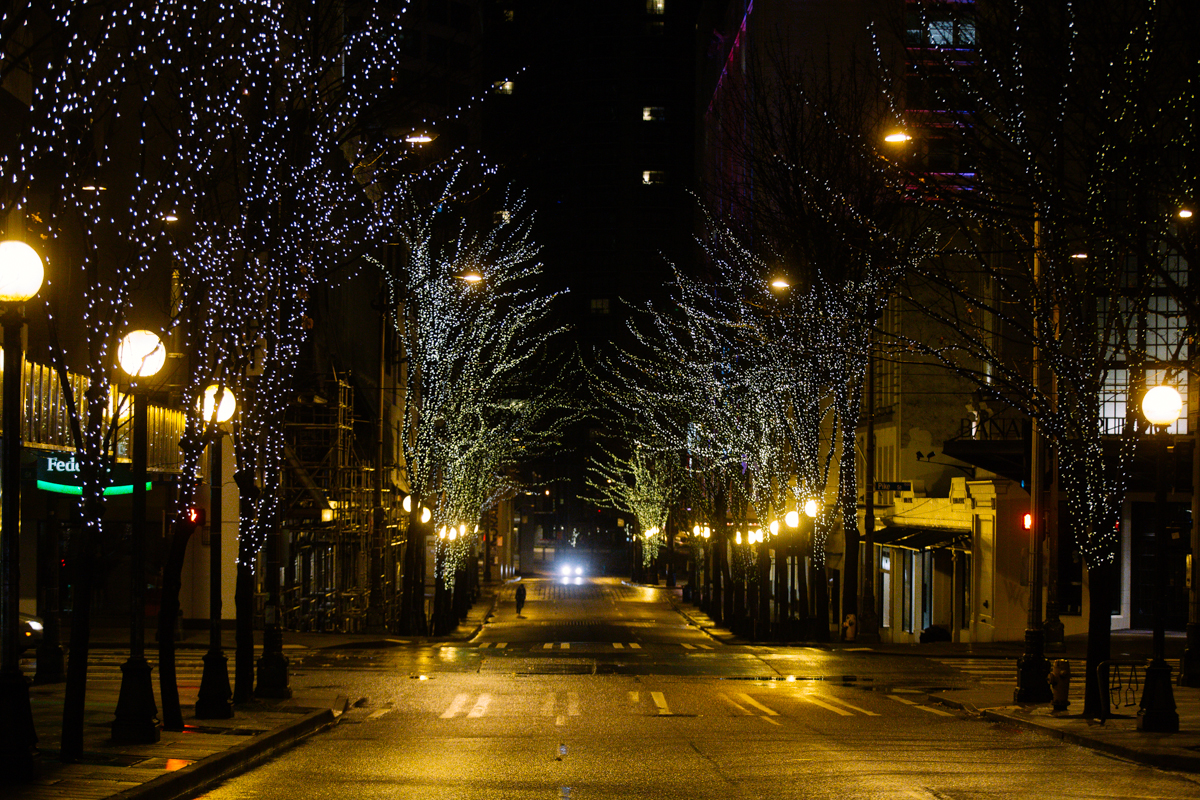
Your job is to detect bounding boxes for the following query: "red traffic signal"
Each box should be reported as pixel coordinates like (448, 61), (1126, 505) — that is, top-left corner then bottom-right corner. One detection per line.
(1023, 513), (1033, 530)
(186, 506), (206, 526)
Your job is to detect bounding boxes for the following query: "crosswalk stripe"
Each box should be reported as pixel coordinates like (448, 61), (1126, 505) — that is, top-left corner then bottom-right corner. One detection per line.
(543, 643), (554, 650)
(367, 708), (393, 719)
(917, 705), (955, 717)
(698, 644), (713, 650)
(719, 694), (750, 714)
(820, 694), (880, 716)
(629, 643), (641, 649)
(561, 642), (570, 650)
(613, 643), (624, 649)
(737, 693), (779, 716)
(651, 691), (671, 715)
(803, 695), (853, 716)
(541, 693), (556, 716)
(467, 694), (491, 718)
(567, 691), (580, 716)
(628, 691), (639, 704)
(496, 642), (507, 649)
(441, 694), (469, 718)
(681, 643), (696, 650)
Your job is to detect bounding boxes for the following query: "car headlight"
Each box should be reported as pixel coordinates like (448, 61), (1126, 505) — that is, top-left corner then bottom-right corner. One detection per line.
(560, 564), (571, 576)
(574, 566), (582, 576)
(26, 620), (43, 631)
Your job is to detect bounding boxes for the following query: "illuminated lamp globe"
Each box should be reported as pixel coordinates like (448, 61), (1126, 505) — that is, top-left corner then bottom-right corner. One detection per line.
(421, 506), (432, 523)
(0, 240), (45, 303)
(1179, 209), (1193, 219)
(692, 525), (700, 535)
(769, 520), (780, 535)
(459, 271), (483, 283)
(884, 131), (911, 143)
(117, 330), (166, 378)
(785, 510), (800, 528)
(804, 499), (819, 518)
(1141, 385), (1182, 427)
(198, 384), (237, 423)
(403, 495), (412, 513)
(770, 278), (790, 290)
(735, 531), (742, 545)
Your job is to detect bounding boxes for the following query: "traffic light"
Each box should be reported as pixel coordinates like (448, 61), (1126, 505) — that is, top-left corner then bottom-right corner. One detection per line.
(186, 506), (206, 527)
(1023, 513), (1033, 530)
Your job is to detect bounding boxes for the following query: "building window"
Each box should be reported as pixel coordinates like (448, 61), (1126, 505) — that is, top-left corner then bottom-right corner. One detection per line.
(642, 106), (666, 122)
(590, 298), (610, 315)
(642, 170), (666, 185)
(502, 8), (514, 22)
(493, 80), (514, 95)
(647, 0), (665, 14)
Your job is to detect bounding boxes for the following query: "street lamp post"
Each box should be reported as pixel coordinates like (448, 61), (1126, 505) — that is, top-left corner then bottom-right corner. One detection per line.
(1138, 384), (1180, 732)
(0, 239), (44, 780)
(195, 385), (236, 719)
(111, 330), (166, 743)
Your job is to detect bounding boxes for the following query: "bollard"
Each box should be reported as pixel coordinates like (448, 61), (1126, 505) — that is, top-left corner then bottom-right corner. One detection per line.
(1049, 659), (1071, 711)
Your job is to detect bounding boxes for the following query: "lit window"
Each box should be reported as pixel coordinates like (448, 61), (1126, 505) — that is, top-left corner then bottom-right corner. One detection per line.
(647, 0), (665, 14)
(642, 106), (666, 122)
(502, 8), (514, 22)
(642, 170), (666, 184)
(493, 80), (513, 95)
(590, 298), (610, 315)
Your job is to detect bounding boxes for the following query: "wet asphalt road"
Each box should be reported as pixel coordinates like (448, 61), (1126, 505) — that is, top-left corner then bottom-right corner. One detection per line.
(194, 577), (1200, 799)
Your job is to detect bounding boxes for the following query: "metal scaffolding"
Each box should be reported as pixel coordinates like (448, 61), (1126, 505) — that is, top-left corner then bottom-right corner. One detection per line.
(279, 372), (373, 632)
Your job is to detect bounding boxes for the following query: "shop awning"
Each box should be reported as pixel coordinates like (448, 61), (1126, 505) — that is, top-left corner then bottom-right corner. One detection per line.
(872, 525), (971, 553)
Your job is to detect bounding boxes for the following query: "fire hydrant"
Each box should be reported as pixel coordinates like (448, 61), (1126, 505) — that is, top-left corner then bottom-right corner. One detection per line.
(1049, 659), (1071, 711)
(842, 613), (857, 642)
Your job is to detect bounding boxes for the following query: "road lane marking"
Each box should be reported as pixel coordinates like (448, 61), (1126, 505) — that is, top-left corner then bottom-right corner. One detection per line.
(441, 694), (469, 718)
(543, 643), (554, 650)
(698, 644), (713, 650)
(718, 694), (751, 714)
(737, 693), (779, 716)
(681, 643), (696, 650)
(556, 715), (566, 726)
(541, 693), (556, 716)
(367, 709), (393, 719)
(802, 695), (853, 716)
(613, 643), (625, 649)
(467, 694), (492, 718)
(561, 642), (570, 650)
(478, 642), (491, 648)
(628, 691), (639, 704)
(650, 691), (671, 715)
(629, 643), (641, 649)
(888, 694), (917, 705)
(567, 692), (580, 716)
(759, 716), (782, 726)
(496, 642), (507, 649)
(820, 694), (880, 716)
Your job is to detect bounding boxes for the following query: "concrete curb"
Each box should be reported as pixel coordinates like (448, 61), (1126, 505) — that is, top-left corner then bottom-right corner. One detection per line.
(977, 708), (1200, 774)
(927, 693), (1200, 774)
(110, 707), (338, 800)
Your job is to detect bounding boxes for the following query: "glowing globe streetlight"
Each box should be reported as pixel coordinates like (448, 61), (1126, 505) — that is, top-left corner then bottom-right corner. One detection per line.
(196, 383), (236, 719)
(1139, 383), (1182, 731)
(112, 329), (168, 743)
(1141, 384), (1182, 428)
(804, 499), (819, 518)
(0, 239), (44, 776)
(785, 510), (800, 529)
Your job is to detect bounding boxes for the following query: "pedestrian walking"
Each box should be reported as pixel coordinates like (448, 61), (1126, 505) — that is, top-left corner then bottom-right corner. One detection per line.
(515, 583), (527, 617)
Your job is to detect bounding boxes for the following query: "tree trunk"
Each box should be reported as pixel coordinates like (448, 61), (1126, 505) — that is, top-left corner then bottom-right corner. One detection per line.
(157, 519), (195, 731)
(233, 557), (256, 703)
(60, 498), (103, 762)
(812, 557), (830, 643)
(1083, 557), (1114, 718)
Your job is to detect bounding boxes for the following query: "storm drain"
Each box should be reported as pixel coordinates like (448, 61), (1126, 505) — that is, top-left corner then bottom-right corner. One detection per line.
(482, 657), (597, 675)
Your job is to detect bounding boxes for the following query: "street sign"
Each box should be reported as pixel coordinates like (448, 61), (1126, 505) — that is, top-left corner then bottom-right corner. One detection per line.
(874, 481), (910, 492)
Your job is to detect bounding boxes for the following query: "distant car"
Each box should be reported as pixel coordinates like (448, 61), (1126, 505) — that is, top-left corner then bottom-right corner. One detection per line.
(19, 613), (43, 653)
(559, 563), (584, 578)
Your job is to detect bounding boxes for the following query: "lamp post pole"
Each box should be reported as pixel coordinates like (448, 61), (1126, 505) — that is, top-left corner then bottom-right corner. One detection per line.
(111, 386), (161, 741)
(0, 240), (44, 780)
(1139, 386), (1180, 731)
(0, 303), (37, 779)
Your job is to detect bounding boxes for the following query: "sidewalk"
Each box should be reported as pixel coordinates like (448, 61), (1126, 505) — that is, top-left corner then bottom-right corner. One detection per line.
(668, 587), (1200, 773)
(7, 583), (500, 799)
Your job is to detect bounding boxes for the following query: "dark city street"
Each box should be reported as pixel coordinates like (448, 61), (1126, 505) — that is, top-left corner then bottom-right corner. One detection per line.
(2, 1), (1200, 797)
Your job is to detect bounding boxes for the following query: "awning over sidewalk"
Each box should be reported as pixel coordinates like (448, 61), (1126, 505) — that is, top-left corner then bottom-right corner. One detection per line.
(873, 525), (971, 553)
